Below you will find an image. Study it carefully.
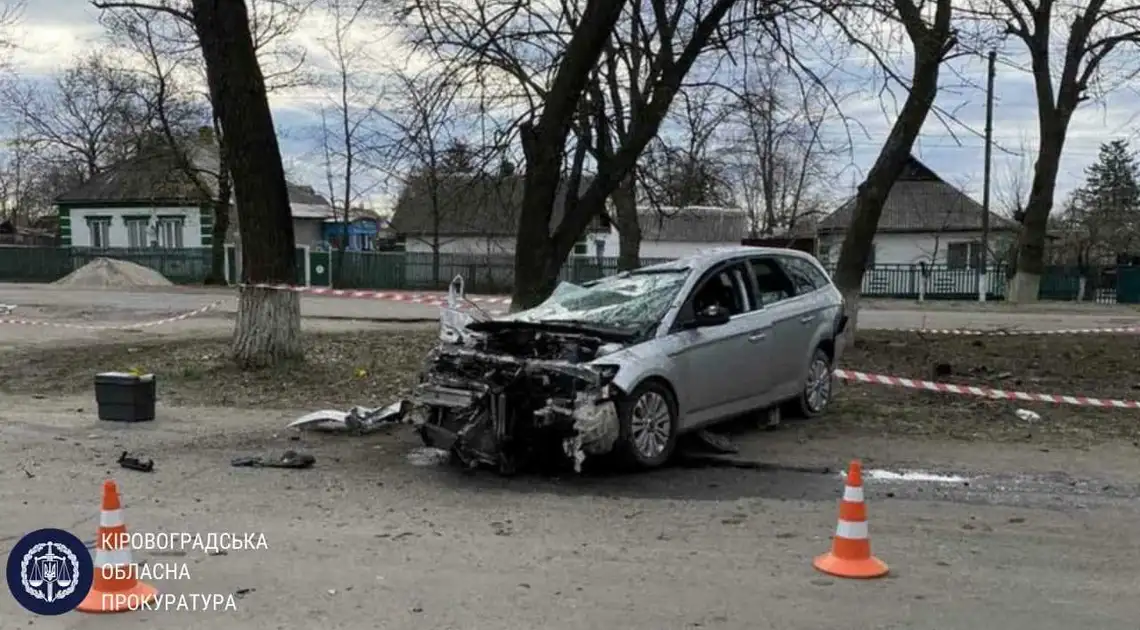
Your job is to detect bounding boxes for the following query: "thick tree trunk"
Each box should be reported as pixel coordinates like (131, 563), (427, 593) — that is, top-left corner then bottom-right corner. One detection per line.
(832, 17), (950, 345)
(231, 287), (302, 365)
(1007, 126), (1067, 303)
(512, 125), (570, 311)
(613, 177), (640, 271)
(191, 0), (300, 367)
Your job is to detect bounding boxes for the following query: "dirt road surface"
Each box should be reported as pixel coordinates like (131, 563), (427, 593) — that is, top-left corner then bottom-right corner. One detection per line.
(1, 284), (1139, 628)
(0, 396), (1137, 630)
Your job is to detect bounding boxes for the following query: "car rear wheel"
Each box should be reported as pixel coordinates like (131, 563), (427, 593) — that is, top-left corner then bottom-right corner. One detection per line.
(785, 347), (834, 419)
(615, 381), (678, 469)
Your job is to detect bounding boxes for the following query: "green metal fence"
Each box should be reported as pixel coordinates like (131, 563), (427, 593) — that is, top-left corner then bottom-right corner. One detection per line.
(0, 247), (213, 284)
(0, 245), (1129, 304)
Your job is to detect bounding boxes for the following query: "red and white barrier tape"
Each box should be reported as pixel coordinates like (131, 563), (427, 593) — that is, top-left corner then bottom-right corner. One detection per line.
(0, 301), (225, 331)
(833, 368), (1140, 409)
(895, 325), (1140, 336)
(241, 283), (1140, 336)
(242, 283), (513, 305)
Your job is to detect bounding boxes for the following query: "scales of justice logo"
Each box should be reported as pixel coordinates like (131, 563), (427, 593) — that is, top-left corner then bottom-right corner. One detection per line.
(21, 541), (80, 603)
(6, 528), (93, 615)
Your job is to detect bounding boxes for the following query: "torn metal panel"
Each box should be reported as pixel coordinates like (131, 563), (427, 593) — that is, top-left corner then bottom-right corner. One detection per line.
(287, 400), (412, 434)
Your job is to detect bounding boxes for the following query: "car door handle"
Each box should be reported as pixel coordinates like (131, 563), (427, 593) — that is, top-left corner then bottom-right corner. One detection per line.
(748, 332), (767, 343)
(799, 314), (816, 324)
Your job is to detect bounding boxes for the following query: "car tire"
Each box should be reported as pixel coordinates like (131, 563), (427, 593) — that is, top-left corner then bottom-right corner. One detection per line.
(614, 380), (679, 470)
(783, 346), (834, 419)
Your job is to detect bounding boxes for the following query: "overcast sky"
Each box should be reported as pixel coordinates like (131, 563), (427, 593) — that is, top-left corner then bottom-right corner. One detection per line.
(8, 1), (1140, 215)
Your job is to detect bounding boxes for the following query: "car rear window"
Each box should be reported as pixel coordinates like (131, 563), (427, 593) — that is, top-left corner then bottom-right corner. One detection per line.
(779, 256), (831, 294)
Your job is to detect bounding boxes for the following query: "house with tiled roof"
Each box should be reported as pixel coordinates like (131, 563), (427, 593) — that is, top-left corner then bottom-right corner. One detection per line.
(809, 155), (1020, 270)
(390, 173), (748, 259)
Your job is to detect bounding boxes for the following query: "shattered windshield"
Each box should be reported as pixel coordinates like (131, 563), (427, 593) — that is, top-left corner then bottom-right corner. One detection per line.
(505, 269), (691, 331)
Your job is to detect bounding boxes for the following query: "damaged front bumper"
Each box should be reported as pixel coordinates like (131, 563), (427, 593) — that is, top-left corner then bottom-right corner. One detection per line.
(410, 345), (621, 474)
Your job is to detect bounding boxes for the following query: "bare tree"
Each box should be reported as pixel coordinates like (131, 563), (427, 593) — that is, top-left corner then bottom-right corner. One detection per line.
(400, 0), (777, 309)
(94, 0), (303, 367)
(965, 0), (1140, 302)
(371, 63), (484, 284)
(314, 0), (386, 285)
(720, 55), (844, 238)
(0, 0), (23, 75)
(96, 0), (313, 285)
(101, 9), (232, 282)
(0, 121), (39, 226)
(993, 134), (1032, 220)
(819, 0), (957, 340)
(4, 51), (158, 182)
(639, 83), (734, 209)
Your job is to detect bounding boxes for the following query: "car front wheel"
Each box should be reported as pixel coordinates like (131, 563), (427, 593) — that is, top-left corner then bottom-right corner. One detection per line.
(615, 381), (679, 469)
(787, 347), (834, 419)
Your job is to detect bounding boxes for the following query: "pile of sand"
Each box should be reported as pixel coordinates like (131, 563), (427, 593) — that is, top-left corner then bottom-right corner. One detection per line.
(53, 257), (175, 288)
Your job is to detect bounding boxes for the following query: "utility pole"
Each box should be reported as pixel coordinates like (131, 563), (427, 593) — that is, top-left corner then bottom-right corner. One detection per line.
(979, 50), (996, 302)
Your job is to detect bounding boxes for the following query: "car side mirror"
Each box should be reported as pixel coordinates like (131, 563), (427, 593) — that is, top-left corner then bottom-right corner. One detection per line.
(685, 304), (731, 329)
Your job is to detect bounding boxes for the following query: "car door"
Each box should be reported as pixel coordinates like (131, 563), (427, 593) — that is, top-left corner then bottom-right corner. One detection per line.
(774, 254), (838, 377)
(666, 260), (768, 427)
(745, 256), (806, 403)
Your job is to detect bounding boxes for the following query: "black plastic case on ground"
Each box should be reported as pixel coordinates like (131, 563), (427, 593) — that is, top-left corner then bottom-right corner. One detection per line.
(94, 372), (156, 422)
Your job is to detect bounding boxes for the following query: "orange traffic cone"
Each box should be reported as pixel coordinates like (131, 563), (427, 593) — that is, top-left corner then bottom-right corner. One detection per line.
(813, 460), (888, 579)
(77, 480), (159, 613)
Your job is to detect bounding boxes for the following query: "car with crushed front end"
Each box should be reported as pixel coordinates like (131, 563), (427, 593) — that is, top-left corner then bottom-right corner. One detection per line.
(408, 246), (848, 474)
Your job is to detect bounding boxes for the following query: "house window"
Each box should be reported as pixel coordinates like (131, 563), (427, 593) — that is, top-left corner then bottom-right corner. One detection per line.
(947, 242), (981, 270)
(86, 217), (111, 248)
(156, 216), (185, 248)
(817, 244), (830, 266)
(573, 235), (589, 256)
(125, 218), (150, 248)
(351, 233), (373, 251)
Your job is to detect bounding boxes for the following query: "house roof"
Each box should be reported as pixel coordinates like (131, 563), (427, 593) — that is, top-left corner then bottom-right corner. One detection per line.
(54, 141), (332, 216)
(815, 156), (1019, 233)
(391, 174), (748, 243)
(390, 174), (599, 237)
(639, 206), (749, 242)
(54, 145), (216, 205)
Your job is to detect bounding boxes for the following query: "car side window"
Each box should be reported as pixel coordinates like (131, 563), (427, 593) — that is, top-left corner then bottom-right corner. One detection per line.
(778, 256), (822, 295)
(748, 257), (797, 305)
(801, 258), (833, 290)
(690, 263), (753, 317)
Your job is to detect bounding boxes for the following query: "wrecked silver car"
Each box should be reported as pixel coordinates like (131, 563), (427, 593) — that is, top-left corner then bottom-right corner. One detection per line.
(410, 246), (847, 474)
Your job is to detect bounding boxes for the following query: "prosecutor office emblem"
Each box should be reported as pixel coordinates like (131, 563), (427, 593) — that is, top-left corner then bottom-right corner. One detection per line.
(6, 528), (93, 615)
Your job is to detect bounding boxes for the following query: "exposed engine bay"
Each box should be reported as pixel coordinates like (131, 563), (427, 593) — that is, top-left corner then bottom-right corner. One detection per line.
(409, 321), (627, 474)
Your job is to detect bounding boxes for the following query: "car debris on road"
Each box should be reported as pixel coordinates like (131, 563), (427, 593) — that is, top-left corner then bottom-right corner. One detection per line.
(231, 450), (316, 469)
(118, 451), (155, 472)
(287, 400), (411, 434)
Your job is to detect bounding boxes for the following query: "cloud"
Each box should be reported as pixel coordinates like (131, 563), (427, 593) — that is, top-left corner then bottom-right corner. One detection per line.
(6, 1), (1140, 216)
(7, 2), (104, 76)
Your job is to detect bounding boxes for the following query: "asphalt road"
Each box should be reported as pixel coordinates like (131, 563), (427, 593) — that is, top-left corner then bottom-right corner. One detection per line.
(1, 283), (1138, 332)
(0, 395), (1137, 629)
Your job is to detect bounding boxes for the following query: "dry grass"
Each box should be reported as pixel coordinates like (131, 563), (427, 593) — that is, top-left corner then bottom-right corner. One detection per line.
(811, 330), (1140, 447)
(1, 327), (1137, 448)
(0, 330), (441, 409)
